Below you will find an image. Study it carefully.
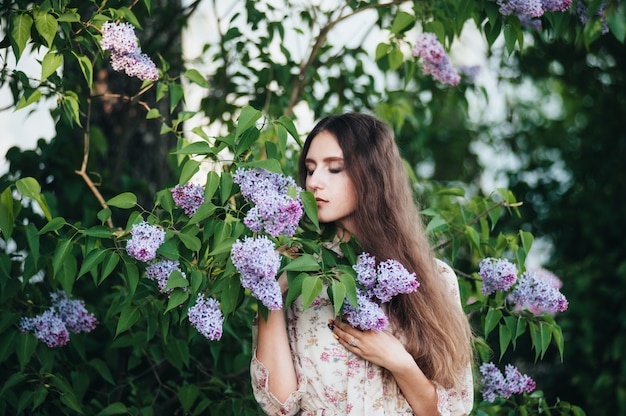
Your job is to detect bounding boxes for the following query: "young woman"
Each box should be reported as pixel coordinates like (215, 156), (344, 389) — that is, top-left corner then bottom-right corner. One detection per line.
(251, 113), (474, 415)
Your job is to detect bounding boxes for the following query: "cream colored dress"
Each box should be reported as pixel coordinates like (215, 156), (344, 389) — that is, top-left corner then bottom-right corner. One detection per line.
(250, 260), (473, 415)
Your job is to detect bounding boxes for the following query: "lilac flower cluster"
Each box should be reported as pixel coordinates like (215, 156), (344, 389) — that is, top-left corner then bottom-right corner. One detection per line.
(188, 294), (224, 341)
(231, 236), (283, 310)
(344, 253), (420, 331)
(412, 33), (460, 86)
(479, 362), (536, 402)
(508, 270), (569, 314)
(126, 221), (165, 262)
(575, 1), (609, 34)
(479, 257), (518, 295)
(146, 259), (186, 294)
(478, 258), (568, 314)
(100, 22), (158, 81)
(233, 168), (304, 237)
(496, 0), (572, 20)
(172, 183), (205, 216)
(20, 291), (98, 348)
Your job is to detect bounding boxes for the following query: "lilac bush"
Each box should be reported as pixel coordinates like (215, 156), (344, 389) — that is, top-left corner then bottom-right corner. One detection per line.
(508, 270), (569, 314)
(479, 257), (518, 295)
(479, 362), (536, 402)
(188, 294), (224, 341)
(146, 259), (186, 294)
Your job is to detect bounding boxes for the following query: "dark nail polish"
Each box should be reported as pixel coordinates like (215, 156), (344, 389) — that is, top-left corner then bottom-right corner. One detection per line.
(327, 322), (334, 330)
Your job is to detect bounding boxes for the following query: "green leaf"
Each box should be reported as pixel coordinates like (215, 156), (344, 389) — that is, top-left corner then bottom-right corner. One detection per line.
(106, 192), (137, 209)
(34, 12), (57, 47)
(72, 51), (94, 91)
(57, 11), (80, 22)
(178, 384), (200, 412)
(165, 270), (189, 290)
(388, 48), (403, 71)
(437, 187), (465, 197)
(245, 158), (283, 173)
(301, 275), (323, 310)
(608, 9), (626, 43)
(0, 188), (16, 241)
(16, 333), (38, 370)
(15, 89), (42, 111)
(282, 254), (321, 272)
(219, 172), (233, 204)
(52, 239), (73, 277)
(61, 92), (82, 127)
(57, 256), (77, 293)
(25, 223), (39, 266)
(96, 402), (129, 416)
(115, 306), (140, 337)
(205, 171), (220, 199)
(329, 280), (346, 316)
(301, 191), (319, 231)
(38, 217), (66, 235)
(165, 289), (189, 312)
(41, 51), (63, 81)
(100, 251), (120, 285)
(78, 249), (107, 278)
(16, 177), (52, 220)
(11, 13), (34, 61)
(169, 82), (184, 113)
(124, 261), (139, 298)
(177, 231), (201, 251)
(179, 159), (200, 184)
(184, 68), (209, 87)
(146, 108), (160, 119)
(175, 141), (212, 155)
(390, 11), (415, 35)
(188, 202), (216, 224)
(484, 307), (502, 338)
(503, 24), (517, 55)
(235, 125), (260, 156)
(235, 106), (262, 138)
(336, 267), (358, 307)
(498, 323), (512, 359)
(277, 115), (301, 147)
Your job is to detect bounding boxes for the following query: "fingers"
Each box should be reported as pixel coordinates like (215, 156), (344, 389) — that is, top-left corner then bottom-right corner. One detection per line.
(328, 319), (361, 349)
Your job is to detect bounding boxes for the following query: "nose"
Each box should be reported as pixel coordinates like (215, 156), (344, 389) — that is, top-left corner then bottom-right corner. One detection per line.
(306, 169), (323, 191)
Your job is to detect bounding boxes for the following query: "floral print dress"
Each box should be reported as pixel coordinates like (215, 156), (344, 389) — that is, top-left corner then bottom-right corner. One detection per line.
(250, 260), (474, 415)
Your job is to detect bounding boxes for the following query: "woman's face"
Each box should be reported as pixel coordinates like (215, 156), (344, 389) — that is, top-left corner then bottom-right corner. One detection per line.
(304, 131), (358, 234)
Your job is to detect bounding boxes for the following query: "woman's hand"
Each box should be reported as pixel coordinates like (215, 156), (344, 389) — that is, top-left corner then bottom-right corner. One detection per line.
(328, 319), (415, 373)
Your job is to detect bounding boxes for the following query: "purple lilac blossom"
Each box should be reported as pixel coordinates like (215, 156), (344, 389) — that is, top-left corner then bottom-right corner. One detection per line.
(231, 236), (283, 310)
(412, 33), (460, 86)
(519, 15), (543, 30)
(126, 221), (165, 262)
(172, 183), (205, 216)
(100, 21), (158, 81)
(497, 0), (544, 17)
(508, 270), (569, 314)
(146, 259), (186, 293)
(458, 65), (482, 83)
(49, 290), (98, 333)
(479, 257), (518, 295)
(353, 253), (377, 290)
(233, 168), (304, 237)
(19, 309), (70, 348)
(188, 294), (223, 340)
(372, 259), (420, 303)
(542, 0), (572, 12)
(343, 289), (389, 332)
(479, 362), (536, 402)
(575, 1), (609, 34)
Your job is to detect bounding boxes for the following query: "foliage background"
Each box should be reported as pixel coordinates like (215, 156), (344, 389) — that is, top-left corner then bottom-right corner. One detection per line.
(1, 0), (624, 414)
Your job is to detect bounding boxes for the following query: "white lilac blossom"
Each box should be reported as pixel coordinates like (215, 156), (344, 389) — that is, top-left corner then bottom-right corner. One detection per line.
(100, 21), (158, 81)
(345, 253), (419, 331)
(412, 33), (460, 86)
(231, 236), (283, 310)
(146, 259), (186, 294)
(508, 270), (569, 314)
(479, 257), (518, 295)
(188, 294), (224, 341)
(479, 362), (536, 402)
(233, 168), (304, 237)
(126, 221), (165, 262)
(172, 183), (205, 216)
(19, 291), (97, 348)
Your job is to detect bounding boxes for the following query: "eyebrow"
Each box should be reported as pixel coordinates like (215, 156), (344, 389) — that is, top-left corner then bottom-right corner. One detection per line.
(304, 156), (344, 164)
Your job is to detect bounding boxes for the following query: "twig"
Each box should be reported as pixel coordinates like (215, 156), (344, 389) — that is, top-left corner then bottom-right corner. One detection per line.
(433, 200), (524, 251)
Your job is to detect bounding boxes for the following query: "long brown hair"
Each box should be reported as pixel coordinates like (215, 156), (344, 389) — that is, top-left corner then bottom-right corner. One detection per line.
(298, 112), (473, 389)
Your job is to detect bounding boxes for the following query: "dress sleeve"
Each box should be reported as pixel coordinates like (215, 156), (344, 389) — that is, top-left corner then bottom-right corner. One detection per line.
(433, 260), (475, 416)
(249, 319), (307, 416)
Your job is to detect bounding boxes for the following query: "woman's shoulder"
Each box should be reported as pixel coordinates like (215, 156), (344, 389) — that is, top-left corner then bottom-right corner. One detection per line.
(433, 259), (461, 302)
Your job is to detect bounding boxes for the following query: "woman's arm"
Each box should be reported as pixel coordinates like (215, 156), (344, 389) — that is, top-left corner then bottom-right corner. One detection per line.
(330, 320), (439, 415)
(255, 272), (299, 403)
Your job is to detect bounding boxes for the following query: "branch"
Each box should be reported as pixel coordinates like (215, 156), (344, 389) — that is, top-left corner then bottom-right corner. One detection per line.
(284, 0), (407, 116)
(432, 200), (524, 251)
